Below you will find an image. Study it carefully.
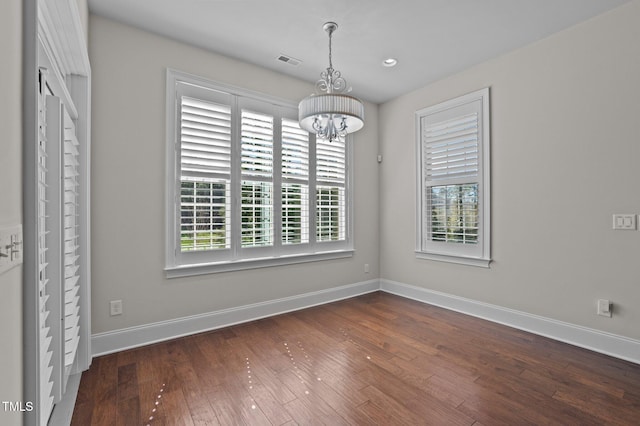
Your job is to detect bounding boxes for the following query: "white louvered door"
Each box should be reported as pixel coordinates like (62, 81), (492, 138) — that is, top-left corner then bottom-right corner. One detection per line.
(38, 70), (56, 426)
(45, 94), (64, 408)
(62, 109), (81, 385)
(28, 4), (92, 425)
(41, 89), (82, 426)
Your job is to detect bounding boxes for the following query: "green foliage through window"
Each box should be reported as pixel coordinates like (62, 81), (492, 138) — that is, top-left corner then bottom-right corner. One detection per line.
(429, 183), (478, 244)
(180, 180), (229, 251)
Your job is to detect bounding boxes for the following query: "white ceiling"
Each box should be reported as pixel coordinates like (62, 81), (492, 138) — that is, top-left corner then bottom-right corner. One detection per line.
(88, 0), (629, 104)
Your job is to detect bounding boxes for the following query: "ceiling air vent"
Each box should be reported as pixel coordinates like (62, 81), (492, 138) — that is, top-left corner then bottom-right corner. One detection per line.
(277, 54), (302, 67)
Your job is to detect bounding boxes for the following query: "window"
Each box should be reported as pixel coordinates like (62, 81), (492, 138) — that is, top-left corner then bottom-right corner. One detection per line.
(166, 70), (352, 276)
(316, 137), (347, 242)
(415, 88), (491, 267)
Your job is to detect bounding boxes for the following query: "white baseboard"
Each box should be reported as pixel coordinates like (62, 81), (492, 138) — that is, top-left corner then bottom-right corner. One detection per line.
(92, 280), (379, 356)
(92, 278), (640, 365)
(380, 279), (640, 365)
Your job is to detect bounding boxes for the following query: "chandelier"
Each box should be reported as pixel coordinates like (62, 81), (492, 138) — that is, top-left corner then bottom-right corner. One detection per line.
(298, 22), (364, 142)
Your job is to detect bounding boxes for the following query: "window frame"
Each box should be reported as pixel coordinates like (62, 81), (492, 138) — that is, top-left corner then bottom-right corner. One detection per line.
(415, 88), (491, 268)
(165, 69), (353, 277)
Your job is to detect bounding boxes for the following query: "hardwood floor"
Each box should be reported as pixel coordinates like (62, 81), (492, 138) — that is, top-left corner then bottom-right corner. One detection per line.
(72, 292), (640, 425)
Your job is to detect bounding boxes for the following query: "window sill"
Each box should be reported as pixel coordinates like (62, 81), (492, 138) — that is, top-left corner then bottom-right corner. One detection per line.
(165, 249), (354, 278)
(415, 251), (491, 268)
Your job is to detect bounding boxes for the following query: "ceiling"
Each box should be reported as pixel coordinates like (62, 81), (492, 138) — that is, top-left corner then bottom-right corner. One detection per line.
(88, 0), (629, 104)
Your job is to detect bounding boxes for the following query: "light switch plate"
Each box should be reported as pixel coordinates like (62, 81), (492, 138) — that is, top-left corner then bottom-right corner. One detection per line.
(0, 225), (23, 275)
(612, 214), (636, 230)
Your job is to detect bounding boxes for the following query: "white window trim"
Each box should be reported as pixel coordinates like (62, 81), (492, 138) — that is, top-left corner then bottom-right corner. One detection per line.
(165, 69), (353, 277)
(415, 88), (491, 268)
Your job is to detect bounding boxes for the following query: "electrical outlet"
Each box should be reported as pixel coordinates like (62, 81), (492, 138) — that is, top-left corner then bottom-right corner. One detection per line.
(110, 300), (123, 316)
(597, 299), (612, 317)
(364, 263), (370, 273)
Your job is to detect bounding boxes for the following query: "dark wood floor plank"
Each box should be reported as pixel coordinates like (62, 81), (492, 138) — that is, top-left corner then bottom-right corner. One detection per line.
(271, 313), (373, 382)
(89, 354), (119, 425)
(246, 380), (294, 425)
(172, 359), (220, 425)
(564, 360), (633, 397)
(115, 396), (140, 426)
(117, 363), (138, 402)
(423, 373), (473, 408)
(357, 359), (429, 406)
(72, 292), (640, 425)
(474, 370), (600, 425)
(138, 379), (168, 425)
(283, 392), (350, 426)
(315, 306), (427, 362)
(205, 385), (272, 426)
(292, 302), (402, 358)
(359, 384), (454, 426)
(457, 391), (547, 426)
(553, 385), (639, 425)
(237, 345), (299, 406)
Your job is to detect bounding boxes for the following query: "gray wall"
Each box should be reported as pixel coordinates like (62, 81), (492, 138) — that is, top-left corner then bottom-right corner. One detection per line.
(0, 0), (23, 424)
(89, 15), (380, 334)
(379, 1), (640, 340)
(90, 0), (640, 349)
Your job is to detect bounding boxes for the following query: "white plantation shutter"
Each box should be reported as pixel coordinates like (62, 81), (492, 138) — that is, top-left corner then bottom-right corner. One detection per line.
(179, 93), (232, 252)
(241, 110), (274, 247)
(166, 71), (353, 274)
(316, 137), (346, 184)
(316, 138), (346, 242)
(180, 96), (232, 178)
(423, 112), (479, 182)
(241, 110), (273, 177)
(422, 111), (480, 246)
(416, 88), (491, 266)
(282, 118), (309, 180)
(281, 118), (309, 244)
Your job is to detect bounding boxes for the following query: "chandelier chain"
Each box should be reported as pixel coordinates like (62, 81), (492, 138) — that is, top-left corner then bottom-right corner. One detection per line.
(328, 27), (333, 71)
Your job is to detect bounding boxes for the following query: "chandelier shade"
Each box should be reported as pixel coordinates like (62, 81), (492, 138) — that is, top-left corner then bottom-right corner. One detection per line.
(298, 94), (364, 141)
(298, 22), (364, 142)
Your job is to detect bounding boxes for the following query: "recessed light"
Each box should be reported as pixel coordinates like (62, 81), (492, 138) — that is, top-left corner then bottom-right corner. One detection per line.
(382, 58), (398, 67)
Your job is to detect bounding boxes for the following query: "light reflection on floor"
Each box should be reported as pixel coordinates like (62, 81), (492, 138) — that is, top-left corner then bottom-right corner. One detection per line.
(144, 331), (372, 422)
(340, 327), (373, 361)
(244, 357), (258, 410)
(280, 340), (325, 396)
(145, 382), (165, 426)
